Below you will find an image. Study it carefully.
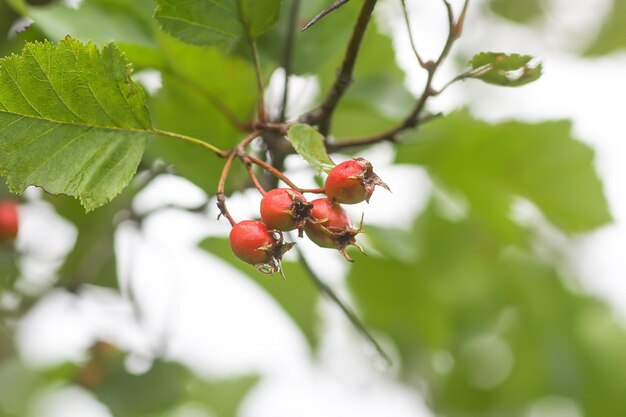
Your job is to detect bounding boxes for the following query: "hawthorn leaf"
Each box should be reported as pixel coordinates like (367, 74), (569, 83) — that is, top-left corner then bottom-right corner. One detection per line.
(287, 124), (335, 173)
(0, 38), (156, 211)
(154, 0), (281, 49)
(468, 52), (542, 87)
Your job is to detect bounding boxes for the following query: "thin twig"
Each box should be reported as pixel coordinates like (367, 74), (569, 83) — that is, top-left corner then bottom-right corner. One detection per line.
(242, 157), (267, 195)
(305, 0), (378, 135)
(251, 40), (267, 123)
(301, 0), (351, 31)
(216, 152), (237, 226)
(327, 113), (442, 151)
(152, 129), (228, 157)
(400, 0), (426, 68)
(245, 153), (325, 194)
(328, 0), (470, 150)
(296, 248), (392, 367)
(280, 0), (301, 122)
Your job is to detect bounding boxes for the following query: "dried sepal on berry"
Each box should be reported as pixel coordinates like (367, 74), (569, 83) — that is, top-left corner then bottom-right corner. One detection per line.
(305, 198), (366, 262)
(260, 188), (314, 237)
(229, 220), (295, 279)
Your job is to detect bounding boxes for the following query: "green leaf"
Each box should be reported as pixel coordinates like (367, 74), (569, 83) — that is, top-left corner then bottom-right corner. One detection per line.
(154, 0), (281, 48)
(468, 52), (542, 87)
(397, 111), (612, 233)
(199, 237), (320, 348)
(287, 124), (334, 173)
(25, 0), (157, 47)
(488, 0), (543, 23)
(584, 0), (626, 55)
(0, 38), (154, 211)
(19, 0), (164, 69)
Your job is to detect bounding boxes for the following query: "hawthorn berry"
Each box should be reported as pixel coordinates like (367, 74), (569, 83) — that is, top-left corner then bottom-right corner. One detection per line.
(260, 188), (313, 236)
(305, 198), (365, 262)
(229, 220), (294, 276)
(325, 157), (390, 204)
(0, 201), (18, 241)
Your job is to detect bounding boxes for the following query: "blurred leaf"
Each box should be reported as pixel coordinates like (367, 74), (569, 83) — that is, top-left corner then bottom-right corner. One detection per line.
(199, 237), (320, 348)
(397, 111), (612, 233)
(350, 204), (626, 416)
(187, 375), (259, 417)
(84, 347), (187, 417)
(585, 0), (626, 56)
(0, 38), (152, 211)
(0, 358), (43, 416)
(21, 0), (163, 68)
(0, 246), (18, 293)
(148, 36), (257, 194)
(287, 124), (335, 173)
(489, 0), (543, 23)
(257, 0), (359, 74)
(0, 0), (19, 44)
(154, 0), (281, 49)
(25, 0), (156, 46)
(468, 52), (542, 87)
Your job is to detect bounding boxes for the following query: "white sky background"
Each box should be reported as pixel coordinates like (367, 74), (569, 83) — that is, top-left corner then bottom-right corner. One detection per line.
(6, 0), (625, 416)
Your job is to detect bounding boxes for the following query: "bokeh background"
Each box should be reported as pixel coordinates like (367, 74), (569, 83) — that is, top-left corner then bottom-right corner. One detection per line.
(1, 0), (625, 416)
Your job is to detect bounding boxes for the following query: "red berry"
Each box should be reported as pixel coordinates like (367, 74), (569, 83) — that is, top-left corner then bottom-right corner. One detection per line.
(260, 188), (312, 235)
(229, 220), (294, 275)
(325, 158), (390, 204)
(305, 198), (365, 261)
(0, 201), (18, 241)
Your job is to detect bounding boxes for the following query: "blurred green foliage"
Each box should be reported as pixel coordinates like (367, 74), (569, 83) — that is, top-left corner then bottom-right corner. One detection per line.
(0, 0), (624, 416)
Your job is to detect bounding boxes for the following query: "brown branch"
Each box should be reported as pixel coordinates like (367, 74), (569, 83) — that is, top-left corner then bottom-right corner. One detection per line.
(280, 0), (301, 122)
(301, 0), (352, 31)
(327, 113), (442, 151)
(401, 0), (426, 68)
(250, 40), (267, 122)
(245, 153), (325, 194)
(304, 0), (378, 135)
(242, 156), (267, 195)
(216, 152), (237, 226)
(327, 0), (470, 151)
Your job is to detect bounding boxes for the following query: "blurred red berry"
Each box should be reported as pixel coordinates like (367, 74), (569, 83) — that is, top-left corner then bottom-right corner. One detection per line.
(0, 201), (18, 241)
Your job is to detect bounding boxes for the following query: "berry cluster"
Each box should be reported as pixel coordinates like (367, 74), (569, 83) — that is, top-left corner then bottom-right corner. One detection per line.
(228, 158), (389, 277)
